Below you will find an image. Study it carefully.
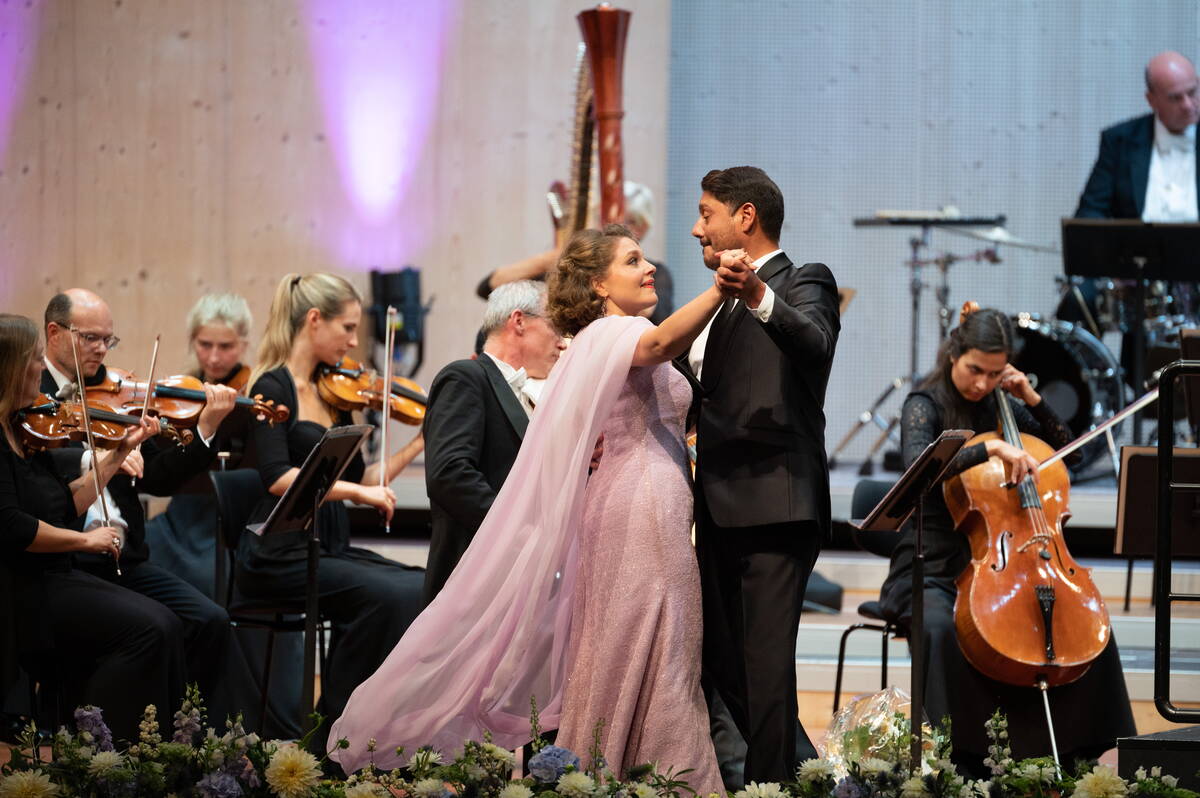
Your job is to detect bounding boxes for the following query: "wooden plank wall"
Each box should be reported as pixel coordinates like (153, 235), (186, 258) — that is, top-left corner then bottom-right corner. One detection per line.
(0, 0), (670, 390)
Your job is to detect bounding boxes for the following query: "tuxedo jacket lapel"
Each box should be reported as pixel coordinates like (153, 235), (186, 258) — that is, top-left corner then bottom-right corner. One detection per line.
(478, 356), (529, 438)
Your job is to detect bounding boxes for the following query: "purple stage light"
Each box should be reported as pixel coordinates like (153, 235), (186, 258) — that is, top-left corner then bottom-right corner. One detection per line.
(305, 0), (454, 268)
(0, 0), (42, 163)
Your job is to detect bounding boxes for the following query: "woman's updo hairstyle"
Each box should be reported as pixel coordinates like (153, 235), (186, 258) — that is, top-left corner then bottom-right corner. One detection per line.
(547, 224), (635, 337)
(920, 302), (1017, 423)
(939, 302), (1016, 369)
(247, 273), (360, 393)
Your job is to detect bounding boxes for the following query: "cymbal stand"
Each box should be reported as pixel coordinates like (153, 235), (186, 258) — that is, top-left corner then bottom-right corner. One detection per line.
(908, 226), (932, 385)
(859, 414), (901, 476)
(828, 377), (905, 473)
(829, 227), (932, 474)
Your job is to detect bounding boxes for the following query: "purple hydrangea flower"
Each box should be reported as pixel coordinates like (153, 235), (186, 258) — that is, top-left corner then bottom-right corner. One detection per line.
(197, 771), (244, 798)
(74, 706), (114, 752)
(528, 745), (581, 783)
(833, 776), (867, 798)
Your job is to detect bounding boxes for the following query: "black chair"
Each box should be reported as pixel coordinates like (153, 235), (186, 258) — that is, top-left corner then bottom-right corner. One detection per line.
(832, 478), (907, 712)
(210, 469), (329, 734)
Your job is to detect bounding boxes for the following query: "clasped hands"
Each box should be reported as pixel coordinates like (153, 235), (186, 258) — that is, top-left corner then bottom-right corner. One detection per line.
(713, 249), (767, 308)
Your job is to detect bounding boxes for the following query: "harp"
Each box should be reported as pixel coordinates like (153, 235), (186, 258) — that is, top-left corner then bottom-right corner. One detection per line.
(548, 5), (631, 244)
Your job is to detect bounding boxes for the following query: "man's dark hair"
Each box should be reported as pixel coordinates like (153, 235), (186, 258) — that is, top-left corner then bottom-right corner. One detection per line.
(45, 292), (73, 332)
(700, 166), (784, 243)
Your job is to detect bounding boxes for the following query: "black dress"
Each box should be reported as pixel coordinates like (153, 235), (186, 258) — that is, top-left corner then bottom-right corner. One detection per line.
(878, 390), (1136, 773)
(0, 431), (186, 744)
(237, 366), (424, 748)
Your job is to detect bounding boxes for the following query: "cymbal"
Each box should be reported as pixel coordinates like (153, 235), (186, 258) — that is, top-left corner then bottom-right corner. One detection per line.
(938, 224), (1060, 254)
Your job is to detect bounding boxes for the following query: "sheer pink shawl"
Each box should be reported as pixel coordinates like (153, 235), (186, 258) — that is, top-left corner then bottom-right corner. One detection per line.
(330, 315), (652, 772)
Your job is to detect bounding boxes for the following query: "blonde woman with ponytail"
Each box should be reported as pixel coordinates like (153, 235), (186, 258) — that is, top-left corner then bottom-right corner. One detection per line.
(238, 273), (425, 752)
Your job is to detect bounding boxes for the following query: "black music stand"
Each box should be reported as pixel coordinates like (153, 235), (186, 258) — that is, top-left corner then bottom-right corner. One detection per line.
(1061, 219), (1200, 443)
(852, 428), (973, 771)
(1116, 446), (1200, 559)
(252, 424), (372, 733)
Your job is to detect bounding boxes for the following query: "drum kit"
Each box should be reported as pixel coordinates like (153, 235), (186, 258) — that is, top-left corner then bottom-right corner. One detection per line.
(835, 211), (1196, 478)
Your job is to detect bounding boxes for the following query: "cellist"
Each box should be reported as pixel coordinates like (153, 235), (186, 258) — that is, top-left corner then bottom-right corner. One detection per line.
(877, 304), (1135, 774)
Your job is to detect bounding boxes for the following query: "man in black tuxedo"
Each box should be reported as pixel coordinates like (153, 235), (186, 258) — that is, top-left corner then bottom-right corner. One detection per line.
(686, 166), (840, 784)
(40, 288), (241, 718)
(1076, 50), (1199, 220)
(1073, 52), (1200, 388)
(422, 280), (565, 605)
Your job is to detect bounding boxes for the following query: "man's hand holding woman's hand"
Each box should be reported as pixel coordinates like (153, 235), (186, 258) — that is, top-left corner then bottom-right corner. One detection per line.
(713, 249), (766, 307)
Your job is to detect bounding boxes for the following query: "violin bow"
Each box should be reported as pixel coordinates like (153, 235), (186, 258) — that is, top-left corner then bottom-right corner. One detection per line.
(69, 326), (120, 577)
(130, 334), (162, 488)
(1037, 388), (1159, 472)
(379, 306), (398, 534)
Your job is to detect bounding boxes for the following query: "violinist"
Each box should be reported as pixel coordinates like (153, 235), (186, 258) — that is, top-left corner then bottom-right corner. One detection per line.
(146, 293), (254, 599)
(41, 288), (243, 723)
(189, 293), (253, 390)
(239, 272), (424, 754)
(0, 313), (186, 743)
(877, 305), (1135, 773)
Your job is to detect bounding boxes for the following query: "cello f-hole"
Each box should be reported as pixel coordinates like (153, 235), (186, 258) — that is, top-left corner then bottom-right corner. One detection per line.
(992, 531), (1010, 572)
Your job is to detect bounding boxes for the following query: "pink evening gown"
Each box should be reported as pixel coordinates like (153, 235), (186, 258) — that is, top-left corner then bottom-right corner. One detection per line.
(330, 315), (721, 795)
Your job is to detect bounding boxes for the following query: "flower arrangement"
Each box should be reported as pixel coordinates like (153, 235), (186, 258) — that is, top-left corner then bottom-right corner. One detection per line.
(1, 689), (1195, 798)
(784, 709), (1198, 798)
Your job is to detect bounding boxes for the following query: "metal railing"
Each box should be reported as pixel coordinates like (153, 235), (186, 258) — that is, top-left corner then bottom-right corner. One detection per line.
(1154, 360), (1200, 722)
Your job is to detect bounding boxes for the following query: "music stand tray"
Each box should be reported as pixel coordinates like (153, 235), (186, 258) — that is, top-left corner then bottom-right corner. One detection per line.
(851, 428), (973, 771)
(254, 424), (372, 536)
(1061, 219), (1200, 280)
(1116, 446), (1200, 558)
(854, 429), (973, 531)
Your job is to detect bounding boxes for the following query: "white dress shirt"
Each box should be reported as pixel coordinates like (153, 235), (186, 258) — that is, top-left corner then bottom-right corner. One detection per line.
(687, 249), (784, 379)
(485, 352), (537, 415)
(1143, 117), (1198, 222)
(43, 357), (128, 537)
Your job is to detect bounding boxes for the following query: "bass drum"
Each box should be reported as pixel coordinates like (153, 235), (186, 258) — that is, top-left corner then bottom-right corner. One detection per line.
(1010, 314), (1124, 471)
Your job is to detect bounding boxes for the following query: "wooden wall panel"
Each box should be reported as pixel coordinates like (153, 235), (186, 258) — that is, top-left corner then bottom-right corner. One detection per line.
(0, 0), (670, 390)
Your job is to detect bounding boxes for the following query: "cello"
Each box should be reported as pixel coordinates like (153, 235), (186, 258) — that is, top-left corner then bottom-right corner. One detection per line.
(943, 347), (1111, 692)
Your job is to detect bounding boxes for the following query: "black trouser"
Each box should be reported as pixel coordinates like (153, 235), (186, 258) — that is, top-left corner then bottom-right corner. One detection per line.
(695, 503), (821, 785)
(16, 569), (187, 743)
(81, 560), (237, 723)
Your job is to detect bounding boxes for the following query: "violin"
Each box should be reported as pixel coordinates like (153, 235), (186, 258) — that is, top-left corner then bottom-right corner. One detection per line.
(224, 364), (251, 393)
(943, 385), (1110, 688)
(316, 357), (426, 426)
(17, 394), (193, 452)
(84, 366), (288, 427)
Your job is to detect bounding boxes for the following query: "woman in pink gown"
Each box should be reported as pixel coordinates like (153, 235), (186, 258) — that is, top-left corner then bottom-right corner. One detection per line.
(331, 226), (727, 794)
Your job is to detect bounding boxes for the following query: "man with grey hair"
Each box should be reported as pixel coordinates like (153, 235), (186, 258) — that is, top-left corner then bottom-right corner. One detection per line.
(422, 280), (565, 604)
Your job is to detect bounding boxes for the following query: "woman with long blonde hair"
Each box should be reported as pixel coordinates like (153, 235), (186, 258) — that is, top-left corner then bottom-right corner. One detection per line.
(238, 273), (424, 752)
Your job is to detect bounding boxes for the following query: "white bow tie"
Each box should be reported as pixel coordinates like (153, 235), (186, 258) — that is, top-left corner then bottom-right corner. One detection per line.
(506, 367), (528, 391)
(1158, 131), (1194, 155)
